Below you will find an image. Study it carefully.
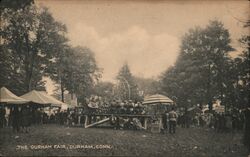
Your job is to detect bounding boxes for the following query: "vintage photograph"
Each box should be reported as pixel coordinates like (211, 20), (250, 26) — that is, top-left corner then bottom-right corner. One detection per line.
(0, 0), (249, 156)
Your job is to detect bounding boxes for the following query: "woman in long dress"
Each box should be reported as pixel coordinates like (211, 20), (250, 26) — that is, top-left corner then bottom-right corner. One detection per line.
(12, 106), (20, 132)
(21, 106), (31, 133)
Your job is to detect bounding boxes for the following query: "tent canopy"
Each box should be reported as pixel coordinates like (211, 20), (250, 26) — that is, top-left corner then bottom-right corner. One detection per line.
(143, 94), (174, 105)
(39, 91), (68, 107)
(21, 90), (67, 107)
(0, 87), (29, 105)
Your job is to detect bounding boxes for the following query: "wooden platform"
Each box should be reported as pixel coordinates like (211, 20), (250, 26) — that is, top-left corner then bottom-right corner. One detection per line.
(84, 113), (152, 117)
(83, 113), (162, 132)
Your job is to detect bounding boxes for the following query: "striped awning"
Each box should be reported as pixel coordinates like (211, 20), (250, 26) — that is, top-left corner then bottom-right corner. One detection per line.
(142, 94), (174, 105)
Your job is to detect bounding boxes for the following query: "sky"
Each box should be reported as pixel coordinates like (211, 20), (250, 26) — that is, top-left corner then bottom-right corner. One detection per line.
(35, 0), (249, 94)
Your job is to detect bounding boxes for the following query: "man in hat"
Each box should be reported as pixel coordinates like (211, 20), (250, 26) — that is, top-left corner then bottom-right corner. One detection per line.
(12, 106), (21, 132)
(20, 106), (31, 133)
(0, 106), (6, 128)
(169, 107), (178, 134)
(161, 110), (168, 134)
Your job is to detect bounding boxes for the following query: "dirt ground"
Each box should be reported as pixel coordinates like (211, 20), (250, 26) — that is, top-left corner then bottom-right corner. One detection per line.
(0, 124), (249, 157)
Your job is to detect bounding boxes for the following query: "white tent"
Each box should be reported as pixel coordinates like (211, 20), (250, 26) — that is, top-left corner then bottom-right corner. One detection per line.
(0, 87), (29, 105)
(21, 90), (67, 107)
(39, 91), (68, 108)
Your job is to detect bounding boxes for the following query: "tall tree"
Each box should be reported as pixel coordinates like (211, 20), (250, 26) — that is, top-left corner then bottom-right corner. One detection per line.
(92, 81), (114, 99)
(116, 63), (139, 101)
(233, 20), (250, 108)
(48, 46), (101, 104)
(134, 76), (161, 96)
(0, 5), (68, 94)
(46, 45), (73, 102)
(0, 0), (34, 10)
(68, 47), (101, 103)
(161, 20), (234, 110)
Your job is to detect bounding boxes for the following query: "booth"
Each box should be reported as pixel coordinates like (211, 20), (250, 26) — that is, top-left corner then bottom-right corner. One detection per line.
(142, 94), (174, 133)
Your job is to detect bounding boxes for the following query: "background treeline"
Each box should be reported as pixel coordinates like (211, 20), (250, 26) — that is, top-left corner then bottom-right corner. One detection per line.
(0, 1), (249, 110)
(0, 1), (101, 103)
(160, 20), (249, 111)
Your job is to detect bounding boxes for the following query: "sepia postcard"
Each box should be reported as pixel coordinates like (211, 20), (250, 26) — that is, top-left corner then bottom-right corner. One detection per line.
(0, 0), (249, 156)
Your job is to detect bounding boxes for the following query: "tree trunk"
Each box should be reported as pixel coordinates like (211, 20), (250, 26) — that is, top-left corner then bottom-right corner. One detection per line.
(24, 33), (35, 92)
(24, 56), (31, 92)
(207, 63), (213, 112)
(60, 80), (64, 102)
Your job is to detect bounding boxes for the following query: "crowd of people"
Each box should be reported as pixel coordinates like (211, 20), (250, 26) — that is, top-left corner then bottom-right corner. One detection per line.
(160, 107), (250, 153)
(0, 104), (247, 133)
(0, 105), (85, 132)
(0, 102), (249, 140)
(0, 102), (146, 132)
(0, 105), (43, 133)
(86, 96), (146, 115)
(159, 107), (248, 136)
(177, 110), (245, 132)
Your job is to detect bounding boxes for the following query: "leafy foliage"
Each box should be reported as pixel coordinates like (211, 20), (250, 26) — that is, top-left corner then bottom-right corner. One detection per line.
(48, 46), (101, 104)
(232, 20), (250, 108)
(1, 5), (68, 94)
(161, 20), (235, 110)
(92, 81), (114, 99)
(0, 4), (100, 103)
(116, 63), (140, 101)
(134, 77), (161, 96)
(0, 0), (34, 10)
